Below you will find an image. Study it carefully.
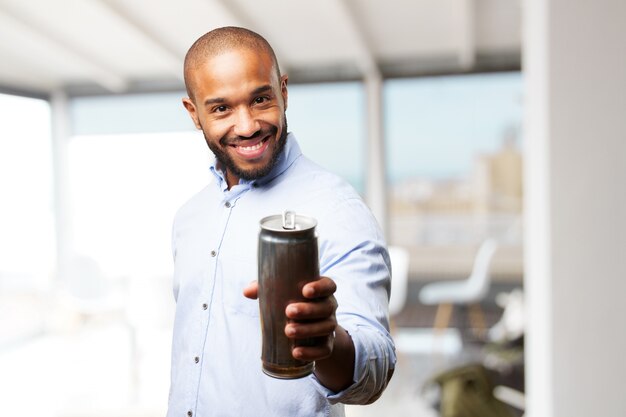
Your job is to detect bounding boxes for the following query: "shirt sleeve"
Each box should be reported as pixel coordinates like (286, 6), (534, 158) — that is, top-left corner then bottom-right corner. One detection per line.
(310, 197), (397, 404)
(311, 325), (396, 405)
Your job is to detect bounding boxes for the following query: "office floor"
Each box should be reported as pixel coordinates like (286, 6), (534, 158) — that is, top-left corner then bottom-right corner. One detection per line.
(346, 329), (461, 417)
(347, 285), (522, 417)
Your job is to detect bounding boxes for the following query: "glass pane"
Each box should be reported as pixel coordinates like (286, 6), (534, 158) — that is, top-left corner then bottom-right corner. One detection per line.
(385, 72), (523, 279)
(287, 82), (365, 194)
(67, 131), (210, 277)
(0, 93), (54, 290)
(70, 92), (194, 135)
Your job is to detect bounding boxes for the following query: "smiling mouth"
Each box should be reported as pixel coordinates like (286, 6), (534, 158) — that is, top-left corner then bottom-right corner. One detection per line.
(230, 136), (270, 158)
(235, 139), (266, 152)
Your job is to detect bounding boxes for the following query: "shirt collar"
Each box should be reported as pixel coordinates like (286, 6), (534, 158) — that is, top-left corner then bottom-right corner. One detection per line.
(209, 132), (302, 191)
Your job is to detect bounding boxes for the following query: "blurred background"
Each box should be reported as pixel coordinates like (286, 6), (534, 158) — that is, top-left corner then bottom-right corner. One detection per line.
(0, 1), (624, 417)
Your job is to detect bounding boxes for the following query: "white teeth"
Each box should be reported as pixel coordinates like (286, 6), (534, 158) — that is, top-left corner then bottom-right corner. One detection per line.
(238, 142), (263, 151)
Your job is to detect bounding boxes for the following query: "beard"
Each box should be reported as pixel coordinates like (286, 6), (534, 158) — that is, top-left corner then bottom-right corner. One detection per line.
(204, 116), (288, 182)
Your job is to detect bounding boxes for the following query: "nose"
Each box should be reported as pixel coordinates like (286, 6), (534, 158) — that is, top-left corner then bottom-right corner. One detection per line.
(233, 107), (261, 138)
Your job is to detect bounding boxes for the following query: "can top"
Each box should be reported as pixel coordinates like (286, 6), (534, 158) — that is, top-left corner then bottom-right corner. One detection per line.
(260, 211), (317, 232)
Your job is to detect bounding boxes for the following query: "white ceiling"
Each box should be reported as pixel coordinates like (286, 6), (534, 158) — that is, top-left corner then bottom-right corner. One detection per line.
(0, 0), (521, 97)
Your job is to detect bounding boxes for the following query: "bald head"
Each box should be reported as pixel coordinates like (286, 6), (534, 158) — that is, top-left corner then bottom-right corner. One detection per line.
(184, 26), (281, 101)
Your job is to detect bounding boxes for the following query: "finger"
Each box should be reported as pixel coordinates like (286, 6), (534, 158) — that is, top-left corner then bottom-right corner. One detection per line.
(292, 336), (335, 361)
(242, 280), (258, 299)
(285, 297), (337, 320)
(285, 319), (337, 339)
(302, 276), (337, 299)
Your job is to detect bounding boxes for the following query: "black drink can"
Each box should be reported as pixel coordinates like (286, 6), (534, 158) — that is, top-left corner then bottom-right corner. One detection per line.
(258, 211), (319, 379)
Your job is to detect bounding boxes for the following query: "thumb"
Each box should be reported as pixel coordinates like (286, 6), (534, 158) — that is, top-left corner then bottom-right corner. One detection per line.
(243, 280), (259, 300)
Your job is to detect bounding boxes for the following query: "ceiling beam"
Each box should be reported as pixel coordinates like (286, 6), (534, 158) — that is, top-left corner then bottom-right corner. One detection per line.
(210, 0), (256, 31)
(0, 82), (49, 100)
(0, 3), (127, 93)
(96, 0), (184, 80)
(458, 0), (476, 69)
(331, 0), (380, 78)
(211, 0), (291, 74)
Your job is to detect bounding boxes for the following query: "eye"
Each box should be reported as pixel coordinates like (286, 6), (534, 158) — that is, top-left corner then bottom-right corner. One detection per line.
(214, 105), (228, 113)
(253, 96), (269, 105)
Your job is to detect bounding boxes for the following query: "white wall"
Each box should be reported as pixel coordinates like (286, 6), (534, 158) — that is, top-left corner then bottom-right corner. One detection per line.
(524, 1), (626, 416)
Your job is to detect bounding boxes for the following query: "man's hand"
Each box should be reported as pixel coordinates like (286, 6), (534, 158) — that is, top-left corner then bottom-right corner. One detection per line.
(285, 277), (338, 361)
(243, 277), (337, 360)
(243, 277), (354, 392)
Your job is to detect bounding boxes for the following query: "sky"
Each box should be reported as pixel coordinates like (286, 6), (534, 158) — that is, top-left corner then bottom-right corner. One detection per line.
(384, 72), (523, 182)
(288, 72), (523, 189)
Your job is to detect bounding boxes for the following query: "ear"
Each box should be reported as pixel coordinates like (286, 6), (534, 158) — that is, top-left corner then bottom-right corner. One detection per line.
(182, 97), (202, 130)
(280, 74), (289, 110)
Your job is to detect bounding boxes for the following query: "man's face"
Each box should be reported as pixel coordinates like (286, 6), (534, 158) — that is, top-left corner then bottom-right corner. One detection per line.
(183, 47), (289, 187)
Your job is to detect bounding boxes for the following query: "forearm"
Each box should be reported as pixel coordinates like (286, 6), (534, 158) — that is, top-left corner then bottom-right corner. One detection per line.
(313, 325), (355, 392)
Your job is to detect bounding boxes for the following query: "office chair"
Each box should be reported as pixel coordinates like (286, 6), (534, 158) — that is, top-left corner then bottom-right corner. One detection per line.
(418, 239), (499, 336)
(388, 245), (410, 319)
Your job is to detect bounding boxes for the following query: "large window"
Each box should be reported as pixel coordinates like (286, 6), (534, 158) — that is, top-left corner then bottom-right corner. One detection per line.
(67, 132), (210, 278)
(385, 72), (523, 279)
(1, 92), (210, 416)
(0, 93), (56, 415)
(0, 94), (54, 290)
(0, 76), (524, 414)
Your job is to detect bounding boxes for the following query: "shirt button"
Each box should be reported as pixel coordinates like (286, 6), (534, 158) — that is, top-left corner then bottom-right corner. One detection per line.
(187, 411), (192, 417)
(202, 303), (208, 310)
(225, 201), (231, 208)
(194, 356), (199, 363)
(210, 250), (216, 257)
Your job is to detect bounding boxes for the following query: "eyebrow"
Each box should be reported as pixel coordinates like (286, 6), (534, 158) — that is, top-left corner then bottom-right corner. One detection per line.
(252, 85), (273, 96)
(203, 85), (274, 107)
(204, 97), (226, 107)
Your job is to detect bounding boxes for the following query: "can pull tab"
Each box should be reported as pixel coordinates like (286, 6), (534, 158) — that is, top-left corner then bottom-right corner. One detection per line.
(282, 210), (296, 230)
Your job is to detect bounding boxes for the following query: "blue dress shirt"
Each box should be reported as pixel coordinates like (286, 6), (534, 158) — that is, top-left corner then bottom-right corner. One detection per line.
(167, 133), (396, 417)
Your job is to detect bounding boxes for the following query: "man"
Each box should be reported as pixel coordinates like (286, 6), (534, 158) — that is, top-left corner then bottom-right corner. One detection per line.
(168, 26), (395, 417)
